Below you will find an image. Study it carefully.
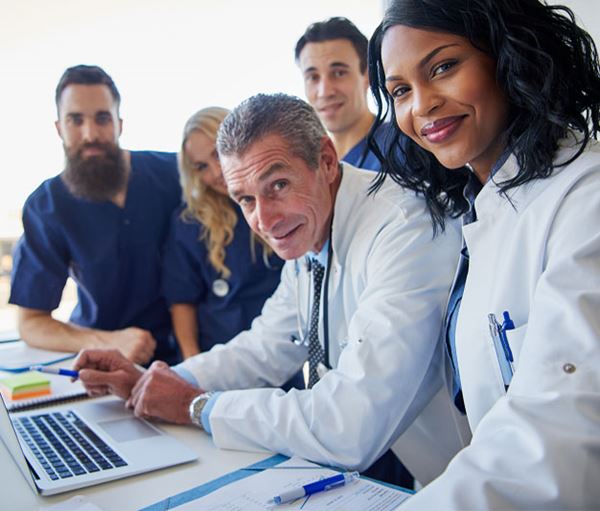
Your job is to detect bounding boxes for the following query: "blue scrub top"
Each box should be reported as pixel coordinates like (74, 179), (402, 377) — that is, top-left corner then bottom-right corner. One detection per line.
(162, 203), (284, 352)
(342, 122), (398, 171)
(9, 151), (182, 362)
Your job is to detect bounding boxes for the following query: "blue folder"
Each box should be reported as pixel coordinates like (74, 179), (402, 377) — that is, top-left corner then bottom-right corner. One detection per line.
(140, 454), (289, 511)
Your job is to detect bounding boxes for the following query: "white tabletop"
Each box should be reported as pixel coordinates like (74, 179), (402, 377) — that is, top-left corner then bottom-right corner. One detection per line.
(1, 403), (270, 511)
(0, 351), (271, 511)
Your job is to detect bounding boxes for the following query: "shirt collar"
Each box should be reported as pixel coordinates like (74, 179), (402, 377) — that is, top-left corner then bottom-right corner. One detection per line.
(306, 239), (330, 268)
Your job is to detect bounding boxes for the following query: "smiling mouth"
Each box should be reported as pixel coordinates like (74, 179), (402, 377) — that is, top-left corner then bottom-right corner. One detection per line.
(420, 116), (467, 143)
(272, 224), (301, 242)
(319, 103), (343, 115)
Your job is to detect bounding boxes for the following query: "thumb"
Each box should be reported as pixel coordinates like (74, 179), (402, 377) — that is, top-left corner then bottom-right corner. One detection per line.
(150, 360), (169, 371)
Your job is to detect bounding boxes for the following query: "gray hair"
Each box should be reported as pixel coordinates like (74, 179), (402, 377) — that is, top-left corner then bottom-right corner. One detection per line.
(216, 93), (326, 169)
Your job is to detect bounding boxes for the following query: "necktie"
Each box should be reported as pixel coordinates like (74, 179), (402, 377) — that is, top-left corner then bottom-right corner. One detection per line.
(307, 259), (326, 388)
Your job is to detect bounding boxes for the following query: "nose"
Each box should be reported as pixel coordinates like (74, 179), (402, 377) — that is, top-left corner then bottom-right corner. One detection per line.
(254, 197), (281, 234)
(316, 76), (335, 98)
(81, 119), (100, 143)
(411, 85), (442, 117)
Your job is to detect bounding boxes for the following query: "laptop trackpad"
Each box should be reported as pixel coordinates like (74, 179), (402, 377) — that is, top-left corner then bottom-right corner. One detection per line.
(97, 418), (160, 443)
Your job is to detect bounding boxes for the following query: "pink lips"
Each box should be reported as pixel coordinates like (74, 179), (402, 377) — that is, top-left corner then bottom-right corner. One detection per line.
(420, 116), (466, 143)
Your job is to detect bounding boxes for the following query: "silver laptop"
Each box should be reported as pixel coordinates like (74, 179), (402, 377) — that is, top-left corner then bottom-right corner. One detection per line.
(0, 395), (197, 495)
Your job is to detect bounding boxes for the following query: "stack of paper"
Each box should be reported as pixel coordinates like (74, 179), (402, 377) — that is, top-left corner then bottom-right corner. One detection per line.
(0, 372), (51, 400)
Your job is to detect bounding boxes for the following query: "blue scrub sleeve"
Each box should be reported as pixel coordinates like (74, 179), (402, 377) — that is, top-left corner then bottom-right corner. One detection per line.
(171, 363), (220, 434)
(162, 213), (207, 305)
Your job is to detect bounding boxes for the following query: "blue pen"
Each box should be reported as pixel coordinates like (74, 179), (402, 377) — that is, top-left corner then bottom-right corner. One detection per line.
(30, 365), (79, 378)
(488, 313), (513, 387)
(499, 310), (515, 364)
(272, 471), (359, 505)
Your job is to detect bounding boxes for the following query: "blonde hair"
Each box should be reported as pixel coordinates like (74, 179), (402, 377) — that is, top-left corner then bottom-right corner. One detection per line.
(178, 107), (271, 278)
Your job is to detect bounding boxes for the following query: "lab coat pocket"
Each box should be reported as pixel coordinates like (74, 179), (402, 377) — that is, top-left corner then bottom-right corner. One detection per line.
(505, 323), (528, 369)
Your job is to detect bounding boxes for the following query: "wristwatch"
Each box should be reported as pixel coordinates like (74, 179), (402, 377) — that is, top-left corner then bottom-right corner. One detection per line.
(188, 392), (214, 430)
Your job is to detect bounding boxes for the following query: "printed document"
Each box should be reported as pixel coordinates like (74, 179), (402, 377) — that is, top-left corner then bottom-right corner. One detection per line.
(175, 457), (411, 510)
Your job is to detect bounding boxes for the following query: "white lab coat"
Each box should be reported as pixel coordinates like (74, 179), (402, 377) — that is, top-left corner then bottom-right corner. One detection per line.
(402, 137), (600, 509)
(180, 164), (469, 482)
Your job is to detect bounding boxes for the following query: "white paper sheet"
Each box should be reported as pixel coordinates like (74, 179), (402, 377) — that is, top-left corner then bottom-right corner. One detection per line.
(0, 341), (75, 371)
(176, 457), (411, 510)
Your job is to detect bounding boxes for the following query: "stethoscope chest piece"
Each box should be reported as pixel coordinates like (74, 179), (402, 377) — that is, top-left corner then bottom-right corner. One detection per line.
(212, 278), (230, 297)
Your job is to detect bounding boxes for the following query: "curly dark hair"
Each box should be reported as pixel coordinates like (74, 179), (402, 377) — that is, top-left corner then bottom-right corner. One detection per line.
(368, 0), (600, 232)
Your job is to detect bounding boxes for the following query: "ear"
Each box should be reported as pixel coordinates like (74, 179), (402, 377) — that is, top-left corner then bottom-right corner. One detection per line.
(118, 118), (123, 137)
(361, 69), (370, 91)
(319, 136), (339, 184)
(54, 119), (63, 140)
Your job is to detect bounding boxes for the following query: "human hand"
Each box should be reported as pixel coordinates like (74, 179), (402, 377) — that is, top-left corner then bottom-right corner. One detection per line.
(126, 361), (202, 424)
(99, 327), (157, 365)
(73, 349), (143, 400)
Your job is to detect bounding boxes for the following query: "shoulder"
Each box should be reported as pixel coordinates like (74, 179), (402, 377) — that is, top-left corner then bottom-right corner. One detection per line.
(130, 150), (181, 197)
(23, 175), (70, 216)
(338, 163), (427, 222)
(507, 139), (600, 210)
(131, 150), (177, 169)
(130, 150), (179, 181)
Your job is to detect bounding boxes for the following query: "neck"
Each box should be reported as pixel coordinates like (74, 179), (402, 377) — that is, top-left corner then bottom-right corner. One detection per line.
(312, 164), (343, 253)
(330, 111), (374, 159)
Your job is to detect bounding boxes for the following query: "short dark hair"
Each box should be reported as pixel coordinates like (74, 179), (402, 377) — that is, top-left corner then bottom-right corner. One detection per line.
(55, 65), (121, 114)
(295, 17), (368, 73)
(217, 93), (326, 170)
(368, 0), (600, 232)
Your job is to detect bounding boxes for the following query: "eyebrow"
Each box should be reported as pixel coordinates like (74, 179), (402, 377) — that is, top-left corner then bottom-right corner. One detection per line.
(385, 43), (459, 82)
(64, 110), (112, 118)
(303, 62), (350, 74)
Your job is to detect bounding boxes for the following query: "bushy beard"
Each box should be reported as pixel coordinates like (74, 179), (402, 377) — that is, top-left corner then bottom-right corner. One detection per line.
(62, 142), (127, 202)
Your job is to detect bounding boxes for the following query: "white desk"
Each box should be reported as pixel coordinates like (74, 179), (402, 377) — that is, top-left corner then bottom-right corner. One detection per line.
(2, 400), (271, 511)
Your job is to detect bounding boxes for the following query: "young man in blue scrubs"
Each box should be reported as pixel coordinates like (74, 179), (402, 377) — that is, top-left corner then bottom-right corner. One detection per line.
(9, 65), (181, 365)
(295, 17), (392, 171)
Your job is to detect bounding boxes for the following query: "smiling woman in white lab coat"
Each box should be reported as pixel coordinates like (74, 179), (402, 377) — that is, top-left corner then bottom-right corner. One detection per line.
(368, 0), (600, 509)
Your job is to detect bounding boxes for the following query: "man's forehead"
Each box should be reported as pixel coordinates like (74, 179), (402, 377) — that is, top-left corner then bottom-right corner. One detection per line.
(300, 39), (361, 71)
(58, 84), (117, 114)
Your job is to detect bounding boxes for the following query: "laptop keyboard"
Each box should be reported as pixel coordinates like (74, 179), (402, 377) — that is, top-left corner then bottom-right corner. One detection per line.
(12, 411), (128, 481)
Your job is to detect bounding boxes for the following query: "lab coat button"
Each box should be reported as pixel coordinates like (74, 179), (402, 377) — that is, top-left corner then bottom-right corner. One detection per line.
(562, 363), (576, 374)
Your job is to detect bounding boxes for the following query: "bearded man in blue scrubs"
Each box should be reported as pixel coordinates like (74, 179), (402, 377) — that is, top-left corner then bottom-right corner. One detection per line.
(9, 65), (181, 365)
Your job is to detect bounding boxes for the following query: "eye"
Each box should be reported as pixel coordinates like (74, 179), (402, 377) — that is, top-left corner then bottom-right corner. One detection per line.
(272, 179), (288, 192)
(390, 84), (410, 99)
(238, 196), (255, 209)
(194, 162), (208, 172)
(333, 69), (347, 78)
(432, 60), (457, 77)
(96, 112), (113, 125)
(67, 114), (83, 126)
(305, 72), (319, 83)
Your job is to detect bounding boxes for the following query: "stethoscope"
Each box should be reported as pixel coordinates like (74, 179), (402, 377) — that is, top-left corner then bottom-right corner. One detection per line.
(212, 242), (281, 298)
(292, 237), (334, 369)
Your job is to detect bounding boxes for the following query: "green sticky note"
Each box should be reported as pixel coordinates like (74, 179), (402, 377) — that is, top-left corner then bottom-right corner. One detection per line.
(0, 371), (50, 392)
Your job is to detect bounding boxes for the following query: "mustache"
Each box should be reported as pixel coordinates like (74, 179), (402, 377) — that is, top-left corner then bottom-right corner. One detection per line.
(72, 141), (113, 158)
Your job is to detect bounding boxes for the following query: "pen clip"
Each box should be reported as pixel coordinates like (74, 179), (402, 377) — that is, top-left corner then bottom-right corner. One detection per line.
(488, 313), (513, 387)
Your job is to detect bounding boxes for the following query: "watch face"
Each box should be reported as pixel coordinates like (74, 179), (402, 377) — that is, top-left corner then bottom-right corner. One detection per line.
(190, 393), (213, 429)
(190, 395), (205, 427)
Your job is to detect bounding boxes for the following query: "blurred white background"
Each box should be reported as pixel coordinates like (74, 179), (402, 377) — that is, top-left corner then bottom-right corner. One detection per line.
(0, 0), (597, 331)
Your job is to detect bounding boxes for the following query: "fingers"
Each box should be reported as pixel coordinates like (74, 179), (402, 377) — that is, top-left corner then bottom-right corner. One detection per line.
(78, 367), (114, 386)
(73, 349), (128, 371)
(125, 332), (157, 366)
